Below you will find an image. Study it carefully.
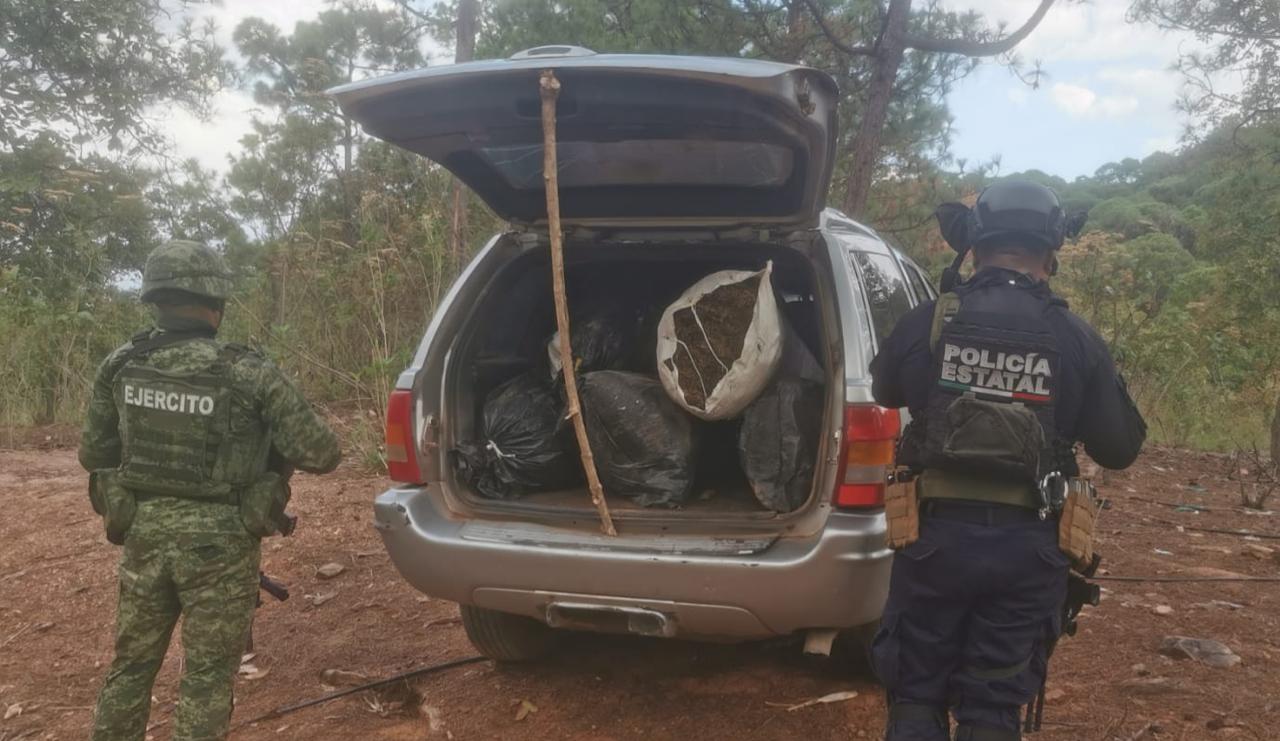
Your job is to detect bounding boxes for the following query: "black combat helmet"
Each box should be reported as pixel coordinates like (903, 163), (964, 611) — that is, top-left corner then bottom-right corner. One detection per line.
(971, 180), (1069, 250)
(933, 180), (1088, 290)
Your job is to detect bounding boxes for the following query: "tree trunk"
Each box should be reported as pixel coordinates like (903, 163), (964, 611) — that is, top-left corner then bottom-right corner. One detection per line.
(784, 1), (805, 63)
(273, 248), (289, 327)
(343, 55), (356, 176)
(37, 366), (57, 425)
(455, 0), (478, 61)
(343, 117), (353, 175)
(341, 57), (359, 246)
(447, 0), (479, 268)
(448, 182), (469, 270)
(841, 0), (912, 218)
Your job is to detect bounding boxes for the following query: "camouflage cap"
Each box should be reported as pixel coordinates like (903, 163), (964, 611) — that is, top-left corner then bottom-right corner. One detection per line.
(140, 240), (234, 302)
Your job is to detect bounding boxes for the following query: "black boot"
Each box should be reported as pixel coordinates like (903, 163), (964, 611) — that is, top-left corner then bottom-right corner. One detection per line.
(954, 724), (1021, 741)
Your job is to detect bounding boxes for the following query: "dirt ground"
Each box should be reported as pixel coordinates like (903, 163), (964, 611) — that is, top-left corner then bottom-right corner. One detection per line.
(1, 445), (1278, 741)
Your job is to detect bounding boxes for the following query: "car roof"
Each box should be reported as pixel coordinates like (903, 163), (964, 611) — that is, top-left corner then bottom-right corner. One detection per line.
(821, 209), (889, 253)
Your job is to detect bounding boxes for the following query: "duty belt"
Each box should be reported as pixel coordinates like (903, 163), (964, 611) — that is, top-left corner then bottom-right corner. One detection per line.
(920, 499), (1042, 526)
(131, 488), (241, 506)
(917, 468), (1040, 509)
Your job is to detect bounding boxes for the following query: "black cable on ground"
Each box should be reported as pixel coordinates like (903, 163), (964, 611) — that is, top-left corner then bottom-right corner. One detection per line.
(1144, 517), (1280, 541)
(1092, 575), (1280, 583)
(237, 655), (488, 727)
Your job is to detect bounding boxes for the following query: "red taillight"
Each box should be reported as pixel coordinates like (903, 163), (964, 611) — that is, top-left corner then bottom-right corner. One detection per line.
(385, 389), (425, 484)
(835, 404), (900, 509)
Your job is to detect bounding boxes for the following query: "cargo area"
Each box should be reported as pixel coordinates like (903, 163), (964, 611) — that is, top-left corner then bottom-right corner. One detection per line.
(444, 240), (835, 517)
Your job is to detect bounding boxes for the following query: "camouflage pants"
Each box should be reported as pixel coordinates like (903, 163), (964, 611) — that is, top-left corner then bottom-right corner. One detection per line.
(92, 524), (260, 741)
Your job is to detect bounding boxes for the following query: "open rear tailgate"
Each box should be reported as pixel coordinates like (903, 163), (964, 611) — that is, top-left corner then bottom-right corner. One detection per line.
(329, 47), (838, 229)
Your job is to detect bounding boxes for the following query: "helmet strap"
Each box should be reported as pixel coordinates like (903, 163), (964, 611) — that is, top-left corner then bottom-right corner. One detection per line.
(940, 247), (969, 293)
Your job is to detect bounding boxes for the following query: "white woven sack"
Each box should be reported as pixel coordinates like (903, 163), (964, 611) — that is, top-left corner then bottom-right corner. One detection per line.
(656, 262), (782, 420)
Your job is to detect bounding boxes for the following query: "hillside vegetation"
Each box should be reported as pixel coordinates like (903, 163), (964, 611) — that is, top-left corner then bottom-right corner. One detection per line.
(1017, 126), (1280, 452)
(1, 0), (1276, 463)
(7, 124), (1277, 457)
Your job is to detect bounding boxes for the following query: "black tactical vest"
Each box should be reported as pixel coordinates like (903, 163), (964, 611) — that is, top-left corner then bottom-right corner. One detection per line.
(916, 272), (1067, 484)
(110, 331), (269, 502)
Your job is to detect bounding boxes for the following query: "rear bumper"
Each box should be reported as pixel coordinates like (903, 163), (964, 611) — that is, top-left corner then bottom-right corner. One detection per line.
(374, 486), (892, 640)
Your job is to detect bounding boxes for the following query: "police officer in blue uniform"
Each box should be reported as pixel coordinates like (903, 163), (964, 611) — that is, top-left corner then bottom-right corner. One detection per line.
(869, 180), (1147, 741)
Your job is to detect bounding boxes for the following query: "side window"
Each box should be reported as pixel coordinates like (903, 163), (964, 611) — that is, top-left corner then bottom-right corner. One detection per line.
(916, 266), (936, 302)
(851, 251), (914, 344)
(903, 260), (932, 303)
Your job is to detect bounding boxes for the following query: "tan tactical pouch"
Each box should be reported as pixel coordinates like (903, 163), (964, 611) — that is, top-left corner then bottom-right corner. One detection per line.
(239, 472), (291, 539)
(90, 469), (137, 546)
(885, 472), (920, 550)
(1058, 479), (1098, 572)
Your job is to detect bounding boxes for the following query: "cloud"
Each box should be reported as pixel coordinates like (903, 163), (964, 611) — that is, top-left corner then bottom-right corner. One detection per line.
(148, 0), (331, 173)
(153, 0), (447, 174)
(1097, 67), (1182, 108)
(190, 0), (334, 49)
(160, 90), (263, 172)
(1050, 83), (1097, 116)
(940, 0), (1215, 177)
(1097, 95), (1140, 117)
(1049, 82), (1140, 119)
(938, 0), (1200, 64)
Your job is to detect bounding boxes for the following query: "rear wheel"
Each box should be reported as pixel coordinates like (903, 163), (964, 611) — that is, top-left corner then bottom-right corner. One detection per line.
(813, 621), (880, 678)
(459, 605), (557, 662)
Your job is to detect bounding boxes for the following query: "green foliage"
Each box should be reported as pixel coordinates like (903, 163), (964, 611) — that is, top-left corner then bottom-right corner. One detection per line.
(0, 275), (147, 427)
(423, 0), (992, 231)
(228, 2), (428, 242)
(1085, 198), (1147, 238)
(2, 0), (1276, 465)
(465, 0), (752, 57)
(1129, 0), (1279, 133)
(1046, 127), (1280, 451)
(0, 0), (228, 152)
(882, 120), (1280, 453)
(0, 135), (161, 424)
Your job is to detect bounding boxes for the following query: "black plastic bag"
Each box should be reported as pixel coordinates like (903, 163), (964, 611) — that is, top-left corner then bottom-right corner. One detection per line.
(453, 373), (582, 500)
(547, 311), (634, 381)
(579, 371), (696, 508)
(738, 377), (823, 513)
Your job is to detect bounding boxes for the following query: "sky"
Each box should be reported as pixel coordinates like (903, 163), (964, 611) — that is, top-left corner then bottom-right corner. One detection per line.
(161, 0), (1209, 182)
(940, 0), (1205, 179)
(157, 0), (446, 173)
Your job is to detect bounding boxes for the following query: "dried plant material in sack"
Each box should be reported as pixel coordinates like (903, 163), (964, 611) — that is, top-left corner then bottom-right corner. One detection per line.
(579, 371), (696, 507)
(1059, 478), (1099, 571)
(885, 475), (920, 549)
(657, 263), (783, 420)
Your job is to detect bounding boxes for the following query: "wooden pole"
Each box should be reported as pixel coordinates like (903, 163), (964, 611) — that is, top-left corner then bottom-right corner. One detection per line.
(540, 69), (617, 536)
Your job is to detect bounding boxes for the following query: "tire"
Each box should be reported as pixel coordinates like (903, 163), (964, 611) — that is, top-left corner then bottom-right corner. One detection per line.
(829, 620), (881, 679)
(459, 605), (557, 662)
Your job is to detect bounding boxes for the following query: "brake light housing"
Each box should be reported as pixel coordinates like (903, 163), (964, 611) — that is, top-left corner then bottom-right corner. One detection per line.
(385, 389), (426, 484)
(835, 404), (900, 508)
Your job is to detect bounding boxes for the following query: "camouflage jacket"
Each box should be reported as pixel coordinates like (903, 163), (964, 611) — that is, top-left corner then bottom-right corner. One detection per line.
(79, 317), (341, 483)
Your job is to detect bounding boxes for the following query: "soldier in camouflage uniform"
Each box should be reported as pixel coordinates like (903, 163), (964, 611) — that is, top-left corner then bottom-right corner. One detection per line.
(79, 240), (341, 741)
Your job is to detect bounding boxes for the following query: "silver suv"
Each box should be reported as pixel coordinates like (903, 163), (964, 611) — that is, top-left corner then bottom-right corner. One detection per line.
(332, 46), (936, 661)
